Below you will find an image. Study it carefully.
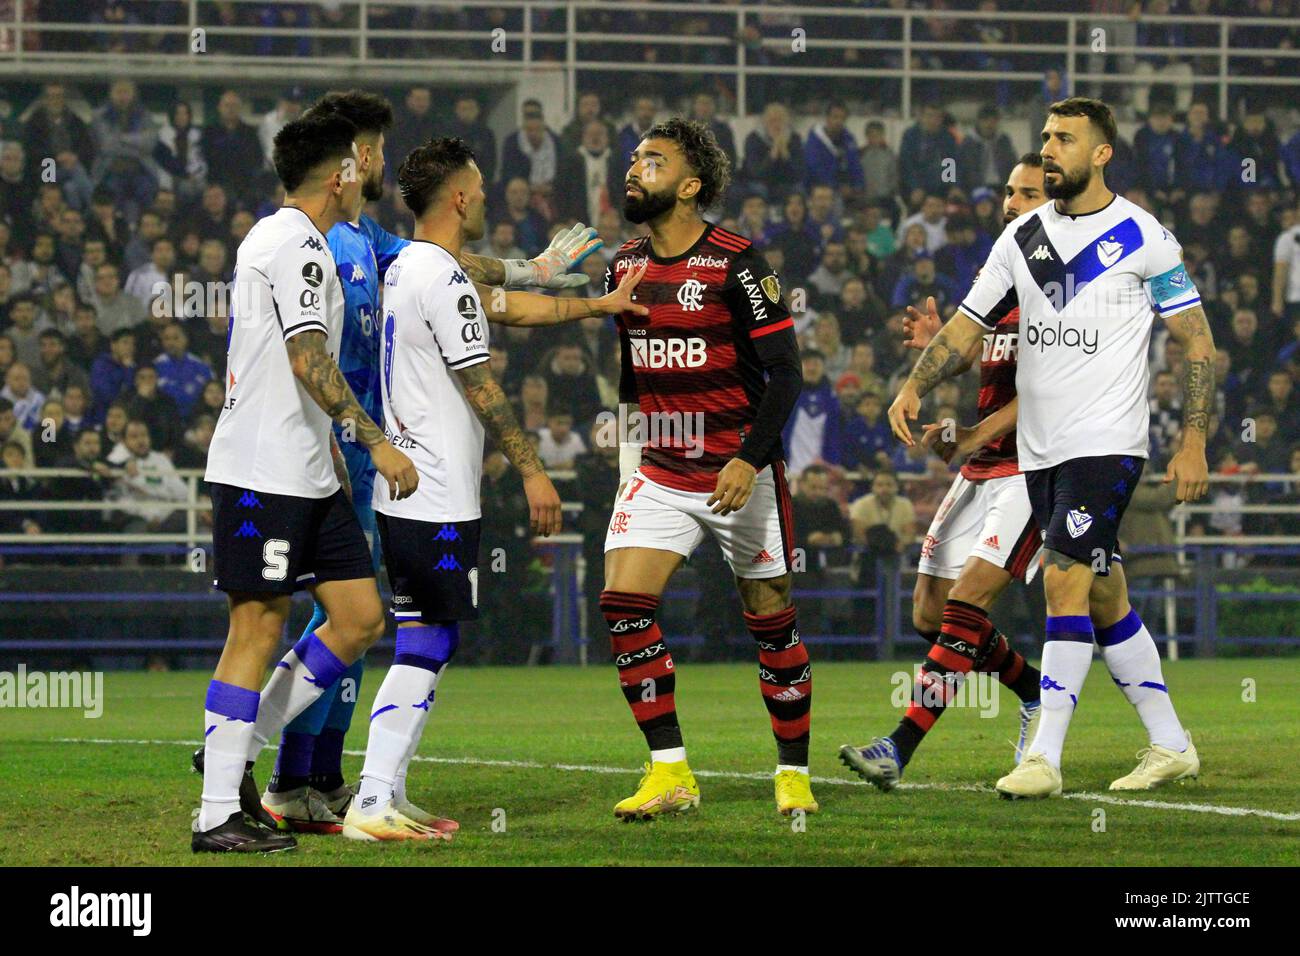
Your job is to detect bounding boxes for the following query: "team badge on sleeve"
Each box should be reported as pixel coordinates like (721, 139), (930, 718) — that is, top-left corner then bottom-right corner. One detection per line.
(760, 274), (781, 303)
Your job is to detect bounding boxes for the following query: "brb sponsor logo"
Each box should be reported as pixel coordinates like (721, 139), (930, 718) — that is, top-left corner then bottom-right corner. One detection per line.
(628, 335), (708, 369)
(1023, 319), (1099, 355)
(981, 331), (1018, 363)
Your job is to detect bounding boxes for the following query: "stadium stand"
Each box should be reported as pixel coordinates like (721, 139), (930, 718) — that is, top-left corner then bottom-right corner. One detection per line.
(1, 1), (1298, 662)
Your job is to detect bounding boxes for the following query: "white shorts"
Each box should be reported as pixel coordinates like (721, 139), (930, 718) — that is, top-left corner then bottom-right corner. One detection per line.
(603, 466), (794, 580)
(917, 472), (1043, 583)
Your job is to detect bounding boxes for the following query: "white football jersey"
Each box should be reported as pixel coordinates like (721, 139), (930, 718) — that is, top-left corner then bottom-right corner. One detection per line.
(958, 194), (1200, 471)
(205, 207), (345, 498)
(372, 241), (490, 522)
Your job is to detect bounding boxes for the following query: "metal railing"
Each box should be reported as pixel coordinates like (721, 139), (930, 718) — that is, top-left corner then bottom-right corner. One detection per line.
(4, 468), (1299, 549)
(2, 1), (1298, 119)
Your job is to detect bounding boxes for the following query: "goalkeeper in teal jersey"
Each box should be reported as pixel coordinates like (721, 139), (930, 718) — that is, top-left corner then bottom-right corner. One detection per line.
(259, 91), (602, 831)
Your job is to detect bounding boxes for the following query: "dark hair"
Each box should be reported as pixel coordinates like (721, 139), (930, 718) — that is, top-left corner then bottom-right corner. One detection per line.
(1047, 96), (1117, 147)
(110, 327), (136, 343)
(307, 90), (394, 137)
(642, 117), (731, 210)
(272, 113), (358, 193)
(0, 397), (12, 414)
(825, 99), (848, 115)
(398, 137), (478, 219)
(37, 328), (65, 344)
(802, 463), (829, 480)
(1016, 151), (1044, 168)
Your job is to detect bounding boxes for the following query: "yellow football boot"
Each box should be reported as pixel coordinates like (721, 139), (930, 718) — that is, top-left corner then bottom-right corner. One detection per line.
(774, 769), (820, 815)
(613, 761), (700, 820)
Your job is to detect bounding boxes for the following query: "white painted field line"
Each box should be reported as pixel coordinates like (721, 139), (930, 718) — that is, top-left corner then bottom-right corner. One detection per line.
(51, 737), (1300, 822)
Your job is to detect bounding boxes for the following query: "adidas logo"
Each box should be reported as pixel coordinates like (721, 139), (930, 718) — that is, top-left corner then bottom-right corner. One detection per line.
(751, 549), (775, 564)
(237, 491), (263, 509)
(1029, 245), (1053, 261)
(773, 687), (805, 702)
(982, 534), (999, 549)
(233, 521), (261, 539)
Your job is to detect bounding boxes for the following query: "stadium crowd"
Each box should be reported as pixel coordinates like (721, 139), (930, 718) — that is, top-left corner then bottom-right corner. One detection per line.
(2, 24), (1300, 589)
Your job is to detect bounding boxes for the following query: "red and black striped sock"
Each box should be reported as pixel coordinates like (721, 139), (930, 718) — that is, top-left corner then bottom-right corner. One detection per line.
(978, 631), (1041, 703)
(744, 606), (811, 766)
(600, 590), (682, 752)
(892, 599), (992, 765)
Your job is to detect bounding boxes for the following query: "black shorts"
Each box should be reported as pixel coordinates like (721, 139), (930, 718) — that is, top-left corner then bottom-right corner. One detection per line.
(376, 513), (481, 622)
(1024, 455), (1144, 575)
(210, 483), (374, 595)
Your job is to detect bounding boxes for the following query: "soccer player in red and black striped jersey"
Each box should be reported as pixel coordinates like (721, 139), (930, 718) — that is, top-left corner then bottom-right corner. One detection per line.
(597, 118), (817, 818)
(839, 154), (1050, 790)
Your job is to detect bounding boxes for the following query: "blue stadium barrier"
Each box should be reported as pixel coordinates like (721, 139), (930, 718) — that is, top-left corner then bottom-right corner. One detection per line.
(1, 544), (1296, 659)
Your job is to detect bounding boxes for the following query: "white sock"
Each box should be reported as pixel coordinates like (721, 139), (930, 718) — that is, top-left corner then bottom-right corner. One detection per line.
(1029, 625), (1095, 768)
(246, 633), (348, 763)
(651, 747), (687, 765)
(393, 670), (442, 804)
(358, 665), (439, 815)
(776, 764), (809, 775)
(1097, 611), (1188, 751)
(200, 680), (259, 831)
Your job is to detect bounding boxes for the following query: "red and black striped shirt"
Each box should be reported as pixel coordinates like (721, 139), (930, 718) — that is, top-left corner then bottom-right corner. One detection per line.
(606, 223), (798, 492)
(962, 304), (1021, 481)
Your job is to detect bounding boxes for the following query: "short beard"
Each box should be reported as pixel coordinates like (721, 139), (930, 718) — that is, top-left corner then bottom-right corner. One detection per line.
(623, 187), (676, 225)
(362, 174), (384, 203)
(1044, 165), (1090, 201)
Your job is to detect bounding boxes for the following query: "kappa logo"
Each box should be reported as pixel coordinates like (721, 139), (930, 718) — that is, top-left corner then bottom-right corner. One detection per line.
(346, 263), (366, 285)
(447, 270), (468, 285)
(237, 491), (263, 509)
(1029, 245), (1053, 261)
(433, 524), (461, 542)
(1097, 237), (1124, 268)
(300, 236), (323, 252)
(233, 521), (261, 539)
(677, 278), (706, 311)
(434, 554), (462, 572)
(1066, 507), (1093, 539)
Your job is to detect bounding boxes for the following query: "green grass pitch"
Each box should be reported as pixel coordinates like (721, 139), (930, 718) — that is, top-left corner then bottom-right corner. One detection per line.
(3, 660), (1298, 866)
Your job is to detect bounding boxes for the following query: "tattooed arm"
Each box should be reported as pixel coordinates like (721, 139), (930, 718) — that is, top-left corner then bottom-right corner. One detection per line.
(1161, 304), (1216, 502)
(454, 360), (563, 536)
(458, 223), (603, 290)
(474, 262), (647, 328)
(887, 311), (987, 446)
(458, 252), (507, 286)
(286, 330), (418, 500)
